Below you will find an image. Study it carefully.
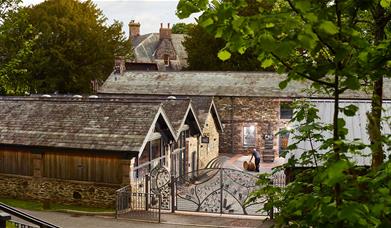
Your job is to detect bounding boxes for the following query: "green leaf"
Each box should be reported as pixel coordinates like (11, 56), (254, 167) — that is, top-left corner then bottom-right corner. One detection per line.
(343, 104), (359, 116)
(305, 13), (318, 22)
(215, 27), (223, 38)
(296, 1), (311, 12)
(261, 58), (274, 68)
(238, 46), (246, 54)
(319, 21), (339, 35)
(358, 51), (368, 63)
(298, 34), (317, 49)
(381, 0), (391, 8)
(200, 18), (214, 28)
(217, 50), (231, 61)
(344, 77), (361, 90)
(265, 23), (274, 28)
(279, 79), (289, 89)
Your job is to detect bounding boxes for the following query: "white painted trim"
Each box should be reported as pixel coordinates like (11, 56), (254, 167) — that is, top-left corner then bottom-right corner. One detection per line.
(148, 132), (161, 141)
(210, 99), (224, 132)
(138, 105), (176, 158)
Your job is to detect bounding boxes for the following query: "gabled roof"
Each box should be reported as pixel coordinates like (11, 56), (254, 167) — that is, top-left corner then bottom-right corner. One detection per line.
(191, 96), (223, 132)
(99, 71), (391, 99)
(162, 99), (202, 139)
(287, 100), (391, 166)
(131, 33), (187, 69)
(0, 97), (175, 154)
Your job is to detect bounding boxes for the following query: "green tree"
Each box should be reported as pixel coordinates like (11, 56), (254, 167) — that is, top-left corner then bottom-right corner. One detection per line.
(0, 0), (131, 94)
(171, 22), (193, 34)
(178, 0), (391, 226)
(184, 24), (262, 71)
(0, 0), (34, 95)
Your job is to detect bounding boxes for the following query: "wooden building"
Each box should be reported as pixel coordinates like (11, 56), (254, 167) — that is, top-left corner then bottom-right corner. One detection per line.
(0, 96), (175, 207)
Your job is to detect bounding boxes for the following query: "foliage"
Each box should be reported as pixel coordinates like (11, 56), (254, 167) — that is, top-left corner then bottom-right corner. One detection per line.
(183, 24), (262, 71)
(0, 0), (20, 22)
(0, 0), (33, 95)
(171, 22), (194, 34)
(0, 0), (132, 94)
(177, 0), (391, 226)
(248, 100), (391, 227)
(0, 197), (113, 212)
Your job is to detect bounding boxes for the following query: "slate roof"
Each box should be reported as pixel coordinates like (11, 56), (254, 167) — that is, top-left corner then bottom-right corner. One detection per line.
(162, 99), (191, 133)
(191, 96), (223, 132)
(100, 71), (391, 99)
(287, 100), (391, 166)
(0, 97), (168, 153)
(131, 33), (188, 69)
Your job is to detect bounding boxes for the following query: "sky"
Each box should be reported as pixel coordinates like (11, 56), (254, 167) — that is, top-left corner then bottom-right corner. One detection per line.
(21, 0), (200, 36)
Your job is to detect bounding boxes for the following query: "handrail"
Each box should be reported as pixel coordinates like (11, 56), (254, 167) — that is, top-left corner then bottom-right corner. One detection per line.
(0, 202), (60, 228)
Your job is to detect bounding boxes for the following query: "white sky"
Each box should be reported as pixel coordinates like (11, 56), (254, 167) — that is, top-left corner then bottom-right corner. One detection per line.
(21, 0), (199, 36)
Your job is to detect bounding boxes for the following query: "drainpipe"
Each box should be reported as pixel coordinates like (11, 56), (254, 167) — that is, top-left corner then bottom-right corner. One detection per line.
(197, 134), (200, 173)
(230, 96), (234, 154)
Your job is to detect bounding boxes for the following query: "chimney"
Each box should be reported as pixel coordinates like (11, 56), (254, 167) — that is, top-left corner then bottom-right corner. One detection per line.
(159, 22), (172, 40)
(114, 56), (125, 75)
(129, 20), (140, 37)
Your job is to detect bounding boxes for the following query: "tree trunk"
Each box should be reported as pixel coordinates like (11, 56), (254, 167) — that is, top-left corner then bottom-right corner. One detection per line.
(368, 4), (387, 169)
(369, 77), (384, 168)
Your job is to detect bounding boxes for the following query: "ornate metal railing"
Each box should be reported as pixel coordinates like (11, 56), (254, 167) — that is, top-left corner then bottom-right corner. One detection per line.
(147, 165), (284, 216)
(125, 164), (286, 218)
(115, 185), (161, 223)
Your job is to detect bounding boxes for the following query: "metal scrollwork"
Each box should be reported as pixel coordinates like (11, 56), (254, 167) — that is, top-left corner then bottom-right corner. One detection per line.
(150, 164), (171, 210)
(149, 167), (270, 215)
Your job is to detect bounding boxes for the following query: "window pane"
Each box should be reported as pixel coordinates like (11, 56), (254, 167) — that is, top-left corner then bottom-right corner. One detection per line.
(243, 125), (256, 147)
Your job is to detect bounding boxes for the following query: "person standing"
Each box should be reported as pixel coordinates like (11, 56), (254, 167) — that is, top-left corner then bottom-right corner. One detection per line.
(250, 148), (261, 172)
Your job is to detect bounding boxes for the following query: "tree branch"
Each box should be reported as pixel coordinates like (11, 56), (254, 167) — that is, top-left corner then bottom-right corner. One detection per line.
(270, 52), (335, 87)
(286, 0), (337, 55)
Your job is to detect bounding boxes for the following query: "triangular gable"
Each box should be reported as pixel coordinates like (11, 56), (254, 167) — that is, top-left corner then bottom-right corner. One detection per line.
(208, 99), (224, 132)
(176, 103), (203, 139)
(138, 105), (176, 157)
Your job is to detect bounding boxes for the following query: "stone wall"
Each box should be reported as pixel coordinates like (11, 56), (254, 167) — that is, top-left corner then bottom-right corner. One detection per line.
(0, 174), (120, 208)
(199, 112), (220, 168)
(214, 97), (281, 156)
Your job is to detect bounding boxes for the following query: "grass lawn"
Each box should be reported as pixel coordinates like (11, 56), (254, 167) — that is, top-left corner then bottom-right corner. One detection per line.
(0, 198), (113, 212)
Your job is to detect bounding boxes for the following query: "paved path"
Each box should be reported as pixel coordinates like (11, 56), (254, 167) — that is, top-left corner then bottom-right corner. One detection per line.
(221, 153), (286, 174)
(15, 209), (272, 228)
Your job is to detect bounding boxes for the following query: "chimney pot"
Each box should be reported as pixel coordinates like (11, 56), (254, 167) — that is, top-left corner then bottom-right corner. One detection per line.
(129, 20), (140, 37)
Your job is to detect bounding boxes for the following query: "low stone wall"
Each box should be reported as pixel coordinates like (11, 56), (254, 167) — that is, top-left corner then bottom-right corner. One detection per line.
(0, 174), (121, 208)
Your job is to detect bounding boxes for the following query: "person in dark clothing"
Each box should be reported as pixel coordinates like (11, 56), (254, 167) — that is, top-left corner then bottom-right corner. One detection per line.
(250, 148), (261, 172)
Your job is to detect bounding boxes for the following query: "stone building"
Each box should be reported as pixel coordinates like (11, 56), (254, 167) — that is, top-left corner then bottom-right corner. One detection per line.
(192, 97), (223, 168)
(99, 71), (391, 162)
(161, 99), (202, 176)
(0, 95), (224, 207)
(128, 20), (188, 71)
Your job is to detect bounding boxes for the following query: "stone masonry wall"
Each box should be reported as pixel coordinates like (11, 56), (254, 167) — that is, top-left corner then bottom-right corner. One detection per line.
(0, 174), (120, 208)
(199, 112), (220, 168)
(214, 97), (280, 156)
